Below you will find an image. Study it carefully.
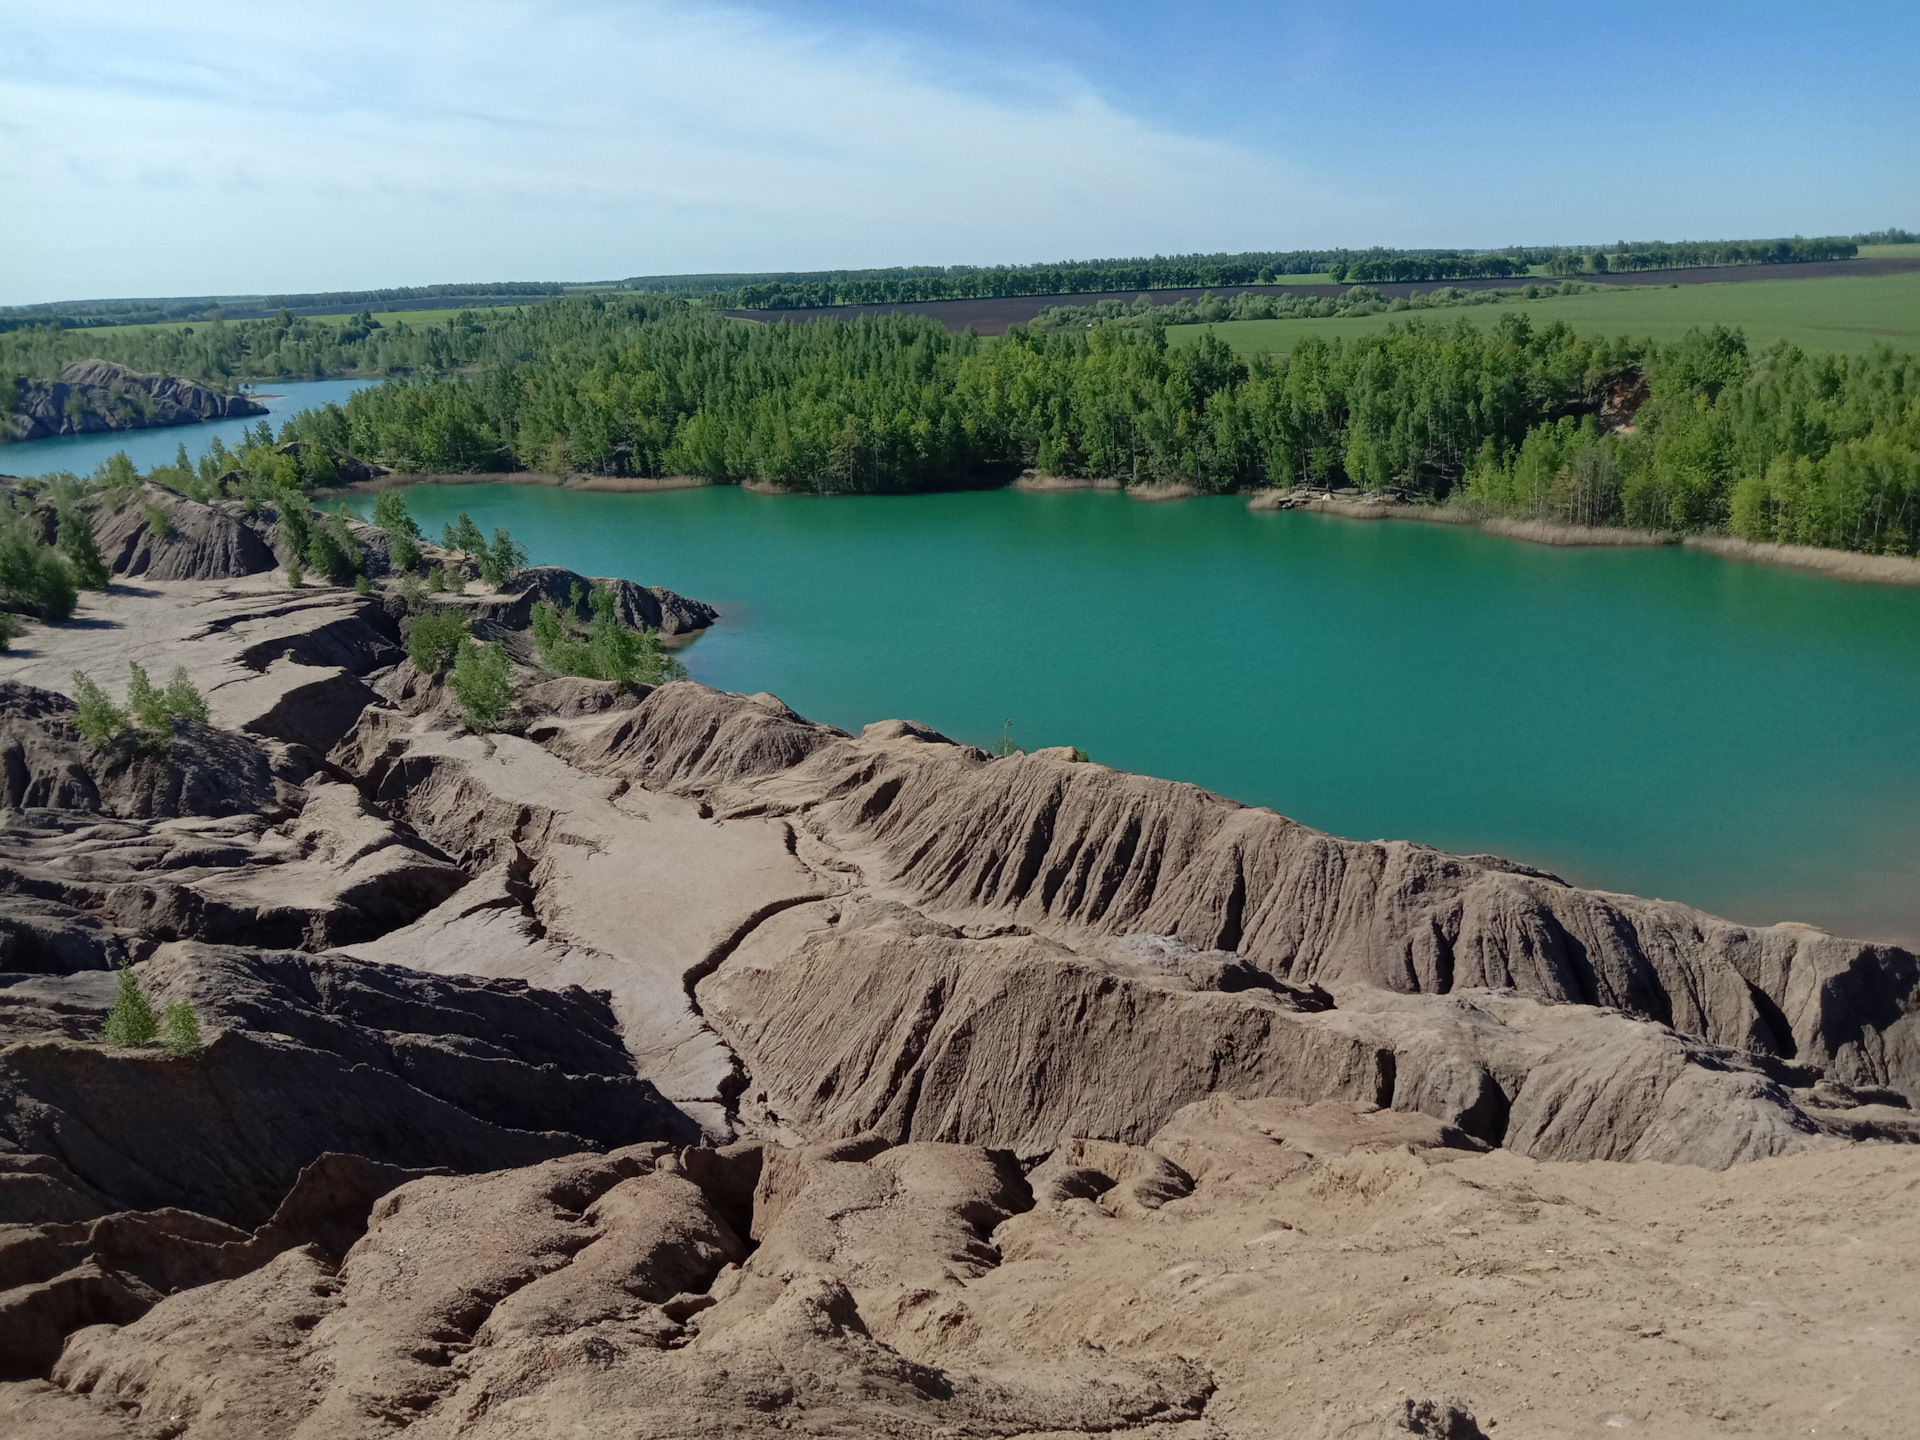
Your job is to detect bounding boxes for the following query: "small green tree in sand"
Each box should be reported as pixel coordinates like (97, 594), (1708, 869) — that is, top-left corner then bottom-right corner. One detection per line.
(126, 662), (169, 730)
(447, 637), (514, 730)
(442, 512), (486, 557)
(478, 527), (527, 588)
(161, 1000), (203, 1055)
(375, 491), (423, 574)
(161, 667), (209, 724)
(71, 670), (130, 748)
(103, 965), (158, 1046)
(56, 505), (109, 590)
(408, 606), (469, 676)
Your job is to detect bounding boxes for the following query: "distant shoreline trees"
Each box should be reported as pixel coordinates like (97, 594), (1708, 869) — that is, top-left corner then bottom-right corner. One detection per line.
(271, 296), (1919, 556)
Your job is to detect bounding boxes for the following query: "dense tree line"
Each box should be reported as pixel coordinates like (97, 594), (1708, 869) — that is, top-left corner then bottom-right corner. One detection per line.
(276, 294), (1919, 555)
(718, 249), (1544, 309)
(1468, 330), (1920, 552)
(1334, 255), (1524, 283)
(1543, 236), (1856, 277)
(713, 234), (1869, 309)
(276, 295), (1633, 495)
(0, 309), (498, 386)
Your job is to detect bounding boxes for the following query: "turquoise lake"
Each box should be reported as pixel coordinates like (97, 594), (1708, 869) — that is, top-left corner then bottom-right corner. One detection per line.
(368, 483), (1920, 946)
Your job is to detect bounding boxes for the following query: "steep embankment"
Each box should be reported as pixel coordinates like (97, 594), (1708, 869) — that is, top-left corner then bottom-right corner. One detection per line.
(7, 361), (267, 442)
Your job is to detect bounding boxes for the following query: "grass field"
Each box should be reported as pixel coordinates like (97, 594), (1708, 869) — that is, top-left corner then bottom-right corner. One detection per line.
(1165, 270), (1920, 357)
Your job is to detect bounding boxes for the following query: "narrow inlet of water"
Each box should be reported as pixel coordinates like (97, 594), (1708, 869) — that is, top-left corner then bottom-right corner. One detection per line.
(0, 378), (377, 479)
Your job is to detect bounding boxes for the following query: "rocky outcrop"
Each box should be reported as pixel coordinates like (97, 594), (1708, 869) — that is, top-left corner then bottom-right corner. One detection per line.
(0, 943), (694, 1228)
(466, 565), (718, 638)
(93, 485), (279, 581)
(0, 687), (465, 955)
(0, 1152), (434, 1380)
(7, 362), (266, 443)
(0, 577), (404, 753)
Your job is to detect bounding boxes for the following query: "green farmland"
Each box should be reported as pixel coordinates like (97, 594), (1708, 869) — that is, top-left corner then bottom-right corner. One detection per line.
(1165, 269), (1920, 356)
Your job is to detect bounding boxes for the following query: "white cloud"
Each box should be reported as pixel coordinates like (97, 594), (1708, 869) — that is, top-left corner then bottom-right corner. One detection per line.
(0, 0), (1379, 303)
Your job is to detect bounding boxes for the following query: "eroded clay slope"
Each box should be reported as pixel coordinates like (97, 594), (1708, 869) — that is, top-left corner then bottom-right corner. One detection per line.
(561, 684), (1920, 1102)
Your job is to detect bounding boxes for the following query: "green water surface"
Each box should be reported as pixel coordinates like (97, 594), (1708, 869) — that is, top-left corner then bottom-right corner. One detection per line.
(375, 485), (1920, 944)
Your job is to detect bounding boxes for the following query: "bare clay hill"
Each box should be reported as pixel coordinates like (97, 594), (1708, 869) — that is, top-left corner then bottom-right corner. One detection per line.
(0, 484), (1915, 1439)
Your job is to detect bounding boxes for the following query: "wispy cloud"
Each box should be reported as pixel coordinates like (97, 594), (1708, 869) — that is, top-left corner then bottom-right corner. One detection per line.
(0, 0), (1372, 303)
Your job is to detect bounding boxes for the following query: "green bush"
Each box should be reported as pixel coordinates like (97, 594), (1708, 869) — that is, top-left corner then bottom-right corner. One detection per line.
(71, 670), (130, 748)
(373, 490), (420, 537)
(354, 574), (372, 596)
(161, 1000), (203, 1056)
(530, 584), (686, 687)
(447, 637), (514, 730)
(161, 666), (209, 724)
(478, 527), (527, 587)
(126, 662), (169, 730)
(97, 452), (139, 498)
(302, 508), (362, 584)
(0, 506), (79, 622)
(139, 499), (171, 540)
(408, 606), (468, 675)
(372, 491), (426, 574)
(276, 492), (315, 557)
(0, 613), (15, 652)
(84, 662), (208, 744)
(56, 505), (109, 589)
(389, 530), (422, 574)
(287, 560), (304, 588)
(442, 512), (486, 555)
(103, 965), (158, 1046)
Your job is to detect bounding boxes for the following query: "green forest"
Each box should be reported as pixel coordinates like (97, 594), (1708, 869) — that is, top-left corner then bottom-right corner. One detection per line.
(0, 309), (497, 386)
(266, 295), (1920, 555)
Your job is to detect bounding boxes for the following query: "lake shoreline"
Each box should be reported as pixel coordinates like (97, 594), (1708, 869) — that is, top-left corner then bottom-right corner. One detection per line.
(321, 471), (1920, 588)
(1685, 534), (1920, 587)
(317, 471), (715, 496)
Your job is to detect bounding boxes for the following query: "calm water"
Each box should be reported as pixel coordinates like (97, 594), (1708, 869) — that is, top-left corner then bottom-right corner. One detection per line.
(366, 485), (1920, 945)
(0, 378), (377, 479)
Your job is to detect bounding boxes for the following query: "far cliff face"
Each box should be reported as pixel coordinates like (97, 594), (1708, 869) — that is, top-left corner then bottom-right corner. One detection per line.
(7, 359), (268, 442)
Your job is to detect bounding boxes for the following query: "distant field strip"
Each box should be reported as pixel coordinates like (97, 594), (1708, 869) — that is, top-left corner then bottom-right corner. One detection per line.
(68, 306), (525, 337)
(1165, 271), (1920, 356)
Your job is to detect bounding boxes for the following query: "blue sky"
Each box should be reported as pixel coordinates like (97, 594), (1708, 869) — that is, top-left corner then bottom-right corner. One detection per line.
(3, 0), (1915, 304)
